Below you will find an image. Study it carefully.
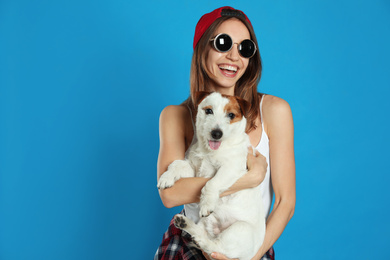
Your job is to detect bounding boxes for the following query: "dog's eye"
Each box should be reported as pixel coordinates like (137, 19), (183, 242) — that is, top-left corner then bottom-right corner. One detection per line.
(205, 108), (213, 115)
(228, 113), (235, 120)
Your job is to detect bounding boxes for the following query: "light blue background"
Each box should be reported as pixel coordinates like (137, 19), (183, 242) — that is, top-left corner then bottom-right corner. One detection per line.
(1, 0), (389, 259)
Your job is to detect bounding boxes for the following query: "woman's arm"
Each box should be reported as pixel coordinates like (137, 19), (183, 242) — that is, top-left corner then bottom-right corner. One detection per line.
(253, 95), (296, 258)
(157, 105), (267, 208)
(157, 105), (205, 208)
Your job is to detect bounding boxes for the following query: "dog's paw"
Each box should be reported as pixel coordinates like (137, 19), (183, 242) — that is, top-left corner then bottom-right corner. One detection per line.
(199, 186), (219, 218)
(174, 214), (187, 229)
(157, 174), (175, 190)
(199, 200), (216, 218)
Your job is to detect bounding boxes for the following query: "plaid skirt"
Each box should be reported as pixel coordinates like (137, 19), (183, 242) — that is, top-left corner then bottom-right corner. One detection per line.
(154, 214), (275, 260)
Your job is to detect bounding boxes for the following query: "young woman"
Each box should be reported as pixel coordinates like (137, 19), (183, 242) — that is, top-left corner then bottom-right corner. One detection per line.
(155, 6), (295, 260)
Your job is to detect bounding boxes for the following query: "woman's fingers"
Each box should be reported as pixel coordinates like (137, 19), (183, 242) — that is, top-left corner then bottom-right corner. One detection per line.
(203, 251), (236, 260)
(246, 147), (267, 186)
(210, 252), (238, 260)
(247, 148), (264, 170)
(248, 146), (254, 155)
(247, 146), (261, 159)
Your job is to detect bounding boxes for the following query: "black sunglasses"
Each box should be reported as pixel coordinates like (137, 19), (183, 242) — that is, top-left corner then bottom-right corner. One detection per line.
(210, 33), (257, 59)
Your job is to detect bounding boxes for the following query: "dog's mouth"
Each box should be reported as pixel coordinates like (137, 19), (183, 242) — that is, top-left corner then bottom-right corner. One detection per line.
(208, 140), (221, 150)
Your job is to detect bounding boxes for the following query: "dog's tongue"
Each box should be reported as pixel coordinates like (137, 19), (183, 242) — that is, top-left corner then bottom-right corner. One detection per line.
(209, 140), (221, 150)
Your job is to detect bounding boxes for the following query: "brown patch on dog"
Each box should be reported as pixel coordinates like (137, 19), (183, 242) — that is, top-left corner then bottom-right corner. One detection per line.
(202, 105), (213, 111)
(224, 96), (244, 124)
(194, 91), (212, 106)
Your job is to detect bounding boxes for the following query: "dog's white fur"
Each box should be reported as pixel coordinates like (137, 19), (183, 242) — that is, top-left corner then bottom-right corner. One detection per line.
(157, 92), (265, 260)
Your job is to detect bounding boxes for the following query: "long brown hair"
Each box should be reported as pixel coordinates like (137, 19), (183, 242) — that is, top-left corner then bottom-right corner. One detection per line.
(186, 13), (262, 133)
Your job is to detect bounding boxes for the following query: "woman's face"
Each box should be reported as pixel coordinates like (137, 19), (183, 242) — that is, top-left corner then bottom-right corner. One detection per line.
(206, 19), (251, 95)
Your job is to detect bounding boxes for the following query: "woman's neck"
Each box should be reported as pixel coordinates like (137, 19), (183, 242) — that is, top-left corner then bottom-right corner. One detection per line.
(208, 84), (235, 96)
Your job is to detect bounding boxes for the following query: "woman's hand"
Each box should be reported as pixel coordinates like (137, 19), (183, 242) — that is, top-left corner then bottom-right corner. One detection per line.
(246, 147), (268, 187)
(219, 147), (267, 197)
(202, 251), (238, 260)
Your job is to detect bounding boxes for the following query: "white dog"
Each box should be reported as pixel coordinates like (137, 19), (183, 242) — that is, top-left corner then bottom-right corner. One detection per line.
(157, 92), (265, 260)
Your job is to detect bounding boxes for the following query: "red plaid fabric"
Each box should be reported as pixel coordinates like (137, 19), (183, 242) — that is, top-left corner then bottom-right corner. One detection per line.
(154, 214), (275, 260)
(154, 216), (206, 260)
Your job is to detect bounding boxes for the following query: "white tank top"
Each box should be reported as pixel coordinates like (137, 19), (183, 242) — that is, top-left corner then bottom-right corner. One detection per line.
(184, 95), (273, 223)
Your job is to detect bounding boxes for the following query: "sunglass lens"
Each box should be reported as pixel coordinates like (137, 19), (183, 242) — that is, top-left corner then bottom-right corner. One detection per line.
(239, 39), (256, 58)
(215, 34), (233, 52)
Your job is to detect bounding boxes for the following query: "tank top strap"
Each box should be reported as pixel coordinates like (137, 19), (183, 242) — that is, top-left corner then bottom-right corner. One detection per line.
(260, 94), (266, 129)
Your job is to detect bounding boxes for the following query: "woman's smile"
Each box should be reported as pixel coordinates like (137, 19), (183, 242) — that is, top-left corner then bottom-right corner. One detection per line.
(218, 63), (239, 78)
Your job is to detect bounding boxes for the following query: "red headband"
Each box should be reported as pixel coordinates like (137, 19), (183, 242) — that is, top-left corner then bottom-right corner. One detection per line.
(193, 6), (252, 49)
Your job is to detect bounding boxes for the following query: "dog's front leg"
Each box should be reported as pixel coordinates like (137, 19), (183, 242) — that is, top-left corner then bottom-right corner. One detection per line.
(199, 165), (246, 217)
(198, 159), (216, 178)
(157, 160), (195, 189)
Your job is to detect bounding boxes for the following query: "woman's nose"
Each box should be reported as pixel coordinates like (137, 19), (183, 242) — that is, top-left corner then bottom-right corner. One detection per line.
(226, 43), (240, 61)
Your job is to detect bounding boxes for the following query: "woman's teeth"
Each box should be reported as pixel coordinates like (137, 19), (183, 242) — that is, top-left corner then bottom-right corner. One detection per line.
(219, 65), (238, 73)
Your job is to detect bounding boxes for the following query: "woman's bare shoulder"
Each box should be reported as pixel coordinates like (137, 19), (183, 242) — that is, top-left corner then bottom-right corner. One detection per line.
(159, 104), (193, 140)
(261, 94), (293, 136)
(262, 94), (291, 113)
(160, 104), (191, 124)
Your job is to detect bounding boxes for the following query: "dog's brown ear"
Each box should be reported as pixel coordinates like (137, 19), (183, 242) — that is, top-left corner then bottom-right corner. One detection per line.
(194, 91), (211, 106)
(236, 97), (251, 117)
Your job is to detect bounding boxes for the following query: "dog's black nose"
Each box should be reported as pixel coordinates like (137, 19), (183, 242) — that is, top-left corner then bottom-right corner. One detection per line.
(211, 129), (223, 140)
